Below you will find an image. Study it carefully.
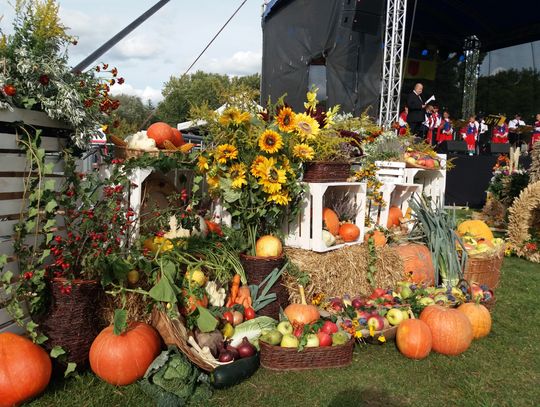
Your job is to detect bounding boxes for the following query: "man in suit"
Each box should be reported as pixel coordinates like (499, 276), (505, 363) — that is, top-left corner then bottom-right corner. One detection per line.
(406, 83), (426, 137)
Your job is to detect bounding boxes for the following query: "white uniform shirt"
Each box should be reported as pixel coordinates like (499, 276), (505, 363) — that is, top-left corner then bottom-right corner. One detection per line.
(509, 119), (526, 131)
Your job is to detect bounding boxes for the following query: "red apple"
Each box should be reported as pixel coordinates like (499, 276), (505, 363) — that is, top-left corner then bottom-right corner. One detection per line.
(317, 331), (332, 347)
(382, 294), (394, 302)
(470, 283), (484, 300)
(369, 288), (386, 299)
(367, 315), (385, 331)
(356, 310), (370, 321)
(352, 298), (365, 309)
(330, 298), (344, 311)
(320, 321), (338, 335)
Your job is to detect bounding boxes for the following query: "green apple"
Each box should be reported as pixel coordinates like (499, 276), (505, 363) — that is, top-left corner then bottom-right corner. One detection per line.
(401, 309), (410, 321)
(280, 333), (299, 348)
(305, 333), (320, 347)
(386, 308), (404, 326)
(260, 329), (282, 346)
(399, 285), (413, 299)
(277, 320), (293, 336)
(434, 294), (448, 304)
(419, 297), (435, 306)
(331, 331), (349, 346)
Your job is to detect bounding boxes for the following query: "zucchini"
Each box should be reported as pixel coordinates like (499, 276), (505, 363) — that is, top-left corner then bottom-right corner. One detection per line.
(211, 353), (260, 389)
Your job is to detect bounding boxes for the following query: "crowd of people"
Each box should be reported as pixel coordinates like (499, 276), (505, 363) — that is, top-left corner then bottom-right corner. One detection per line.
(398, 82), (540, 156)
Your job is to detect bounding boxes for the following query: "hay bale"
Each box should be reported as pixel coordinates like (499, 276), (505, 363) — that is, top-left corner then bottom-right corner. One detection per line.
(283, 244), (404, 303)
(100, 291), (153, 326)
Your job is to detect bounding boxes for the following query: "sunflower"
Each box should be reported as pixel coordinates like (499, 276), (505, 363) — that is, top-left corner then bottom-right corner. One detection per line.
(251, 155), (267, 177)
(219, 107), (250, 126)
(215, 144), (238, 164)
(229, 163), (247, 189)
(257, 157), (287, 193)
(295, 113), (320, 140)
(258, 130), (283, 154)
(206, 175), (220, 189)
(197, 155), (209, 172)
(267, 191), (290, 206)
(293, 143), (315, 161)
(276, 107), (296, 132)
(304, 88), (318, 111)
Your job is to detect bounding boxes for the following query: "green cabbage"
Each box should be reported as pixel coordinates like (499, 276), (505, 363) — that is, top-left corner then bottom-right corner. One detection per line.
(230, 316), (277, 347)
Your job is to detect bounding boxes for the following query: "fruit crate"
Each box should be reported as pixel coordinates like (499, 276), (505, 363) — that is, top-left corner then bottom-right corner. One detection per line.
(259, 337), (355, 370)
(404, 154), (447, 208)
(366, 182), (422, 229)
(282, 182), (367, 253)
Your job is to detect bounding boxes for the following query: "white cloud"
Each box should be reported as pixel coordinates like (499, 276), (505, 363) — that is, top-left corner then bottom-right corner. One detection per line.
(203, 51), (262, 76)
(110, 82), (163, 105)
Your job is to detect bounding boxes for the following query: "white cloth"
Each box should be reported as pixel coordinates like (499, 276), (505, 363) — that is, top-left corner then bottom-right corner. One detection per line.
(509, 119), (526, 130)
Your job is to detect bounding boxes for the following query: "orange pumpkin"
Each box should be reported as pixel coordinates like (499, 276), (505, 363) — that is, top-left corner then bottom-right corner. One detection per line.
(387, 206), (403, 228)
(147, 122), (174, 149)
(170, 127), (185, 147)
(90, 322), (161, 386)
(396, 319), (432, 360)
(339, 223), (360, 242)
(322, 208), (340, 235)
(284, 285), (320, 325)
(394, 244), (435, 285)
(364, 229), (387, 246)
(420, 305), (473, 356)
(0, 333), (52, 407)
(457, 303), (492, 339)
(180, 288), (209, 316)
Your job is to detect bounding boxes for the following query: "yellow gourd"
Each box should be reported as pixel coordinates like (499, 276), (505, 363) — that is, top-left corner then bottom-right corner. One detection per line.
(457, 220), (494, 242)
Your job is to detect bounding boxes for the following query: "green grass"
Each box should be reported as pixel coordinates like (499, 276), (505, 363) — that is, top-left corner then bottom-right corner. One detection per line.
(27, 257), (540, 407)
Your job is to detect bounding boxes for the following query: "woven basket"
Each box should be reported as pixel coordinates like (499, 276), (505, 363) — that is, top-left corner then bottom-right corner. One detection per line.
(239, 253), (288, 319)
(40, 278), (103, 369)
(482, 297), (497, 311)
(463, 248), (504, 289)
(303, 161), (351, 182)
(114, 145), (181, 159)
(260, 337), (355, 370)
(364, 325), (398, 344)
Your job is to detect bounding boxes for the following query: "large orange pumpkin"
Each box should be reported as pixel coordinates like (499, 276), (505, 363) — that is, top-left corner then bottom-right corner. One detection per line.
(0, 333), (52, 407)
(420, 305), (473, 356)
(170, 127), (185, 147)
(322, 208), (340, 236)
(147, 122), (174, 149)
(387, 206), (403, 228)
(457, 303), (492, 339)
(395, 244), (435, 285)
(284, 285), (320, 325)
(396, 319), (432, 360)
(339, 223), (360, 242)
(364, 229), (387, 246)
(90, 322), (161, 386)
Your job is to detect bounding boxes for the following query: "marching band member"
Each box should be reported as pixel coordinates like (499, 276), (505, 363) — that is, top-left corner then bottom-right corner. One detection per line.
(427, 104), (441, 145)
(508, 113), (526, 146)
(422, 104), (434, 144)
(461, 116), (478, 156)
(436, 111), (453, 143)
(398, 106), (408, 136)
(532, 113), (540, 147)
(491, 120), (509, 144)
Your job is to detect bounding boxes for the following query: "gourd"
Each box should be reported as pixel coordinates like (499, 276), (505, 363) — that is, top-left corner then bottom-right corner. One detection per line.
(0, 333), (52, 407)
(396, 319), (432, 360)
(147, 122), (175, 148)
(89, 322), (161, 386)
(387, 206), (403, 228)
(125, 130), (158, 151)
(323, 208), (340, 235)
(394, 244), (435, 285)
(322, 230), (336, 247)
(419, 305), (473, 356)
(284, 285), (320, 325)
(338, 223), (360, 242)
(457, 302), (492, 339)
(457, 220), (494, 242)
(363, 229), (387, 246)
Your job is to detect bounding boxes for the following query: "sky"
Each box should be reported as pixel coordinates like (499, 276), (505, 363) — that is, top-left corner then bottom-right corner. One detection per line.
(0, 0), (266, 104)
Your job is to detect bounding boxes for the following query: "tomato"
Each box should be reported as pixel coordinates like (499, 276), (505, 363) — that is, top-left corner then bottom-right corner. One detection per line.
(222, 311), (234, 325)
(179, 288), (208, 316)
(244, 307), (256, 320)
(3, 84), (16, 96)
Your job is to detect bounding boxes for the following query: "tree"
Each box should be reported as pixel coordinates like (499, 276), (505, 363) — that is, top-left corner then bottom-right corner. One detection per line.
(107, 94), (153, 136)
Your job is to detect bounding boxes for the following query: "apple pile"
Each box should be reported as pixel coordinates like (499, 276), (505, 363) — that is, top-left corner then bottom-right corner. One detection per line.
(461, 235), (505, 257)
(403, 151), (441, 169)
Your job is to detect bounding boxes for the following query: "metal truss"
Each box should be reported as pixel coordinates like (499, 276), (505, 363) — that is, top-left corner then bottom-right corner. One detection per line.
(461, 35), (481, 119)
(378, 0), (408, 127)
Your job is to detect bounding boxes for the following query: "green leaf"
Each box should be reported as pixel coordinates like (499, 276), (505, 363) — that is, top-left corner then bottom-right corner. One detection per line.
(45, 199), (58, 213)
(43, 219), (56, 231)
(1, 270), (13, 284)
(36, 148), (45, 161)
(46, 233), (53, 244)
(196, 306), (218, 333)
(43, 162), (55, 175)
(34, 333), (48, 345)
(25, 220), (36, 233)
(39, 249), (51, 262)
(50, 346), (66, 359)
(27, 207), (39, 218)
(113, 309), (128, 335)
(43, 179), (56, 191)
(64, 362), (77, 378)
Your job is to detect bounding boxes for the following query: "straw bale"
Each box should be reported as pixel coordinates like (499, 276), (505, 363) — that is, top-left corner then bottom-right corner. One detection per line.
(100, 291), (154, 326)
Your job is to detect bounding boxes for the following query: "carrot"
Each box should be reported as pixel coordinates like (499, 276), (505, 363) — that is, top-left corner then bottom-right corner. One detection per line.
(226, 274), (241, 308)
(235, 285), (252, 308)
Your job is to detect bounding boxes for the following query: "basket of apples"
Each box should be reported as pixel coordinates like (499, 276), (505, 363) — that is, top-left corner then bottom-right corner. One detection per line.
(403, 150), (442, 169)
(258, 286), (354, 370)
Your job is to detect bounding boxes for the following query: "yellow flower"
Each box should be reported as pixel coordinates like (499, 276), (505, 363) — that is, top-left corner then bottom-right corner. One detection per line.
(293, 143), (315, 161)
(257, 157), (287, 193)
(206, 175), (220, 189)
(354, 330), (363, 339)
(276, 107), (296, 132)
(324, 105), (340, 128)
(219, 107), (250, 126)
(267, 191), (290, 205)
(229, 163), (247, 189)
(281, 156), (296, 175)
(215, 144), (238, 164)
(295, 113), (320, 140)
(304, 88), (318, 111)
(378, 335), (386, 343)
(197, 155), (209, 172)
(251, 155), (266, 177)
(258, 130), (283, 154)
(153, 237), (173, 252)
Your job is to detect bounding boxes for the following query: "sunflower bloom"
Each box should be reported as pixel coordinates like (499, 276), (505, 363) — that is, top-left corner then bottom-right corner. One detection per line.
(257, 157), (287, 193)
(258, 130), (283, 154)
(229, 163), (248, 189)
(219, 107), (250, 126)
(293, 143), (315, 161)
(215, 144), (238, 164)
(250, 155), (267, 177)
(276, 107), (296, 132)
(295, 113), (320, 140)
(197, 155), (209, 172)
(206, 175), (220, 189)
(267, 191), (290, 205)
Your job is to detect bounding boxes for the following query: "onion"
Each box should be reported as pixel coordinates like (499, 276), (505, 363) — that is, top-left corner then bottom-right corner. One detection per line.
(218, 349), (234, 363)
(232, 311), (244, 326)
(226, 344), (240, 360)
(237, 337), (256, 359)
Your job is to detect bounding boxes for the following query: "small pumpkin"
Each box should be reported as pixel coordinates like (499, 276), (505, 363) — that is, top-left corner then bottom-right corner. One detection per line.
(147, 122), (175, 149)
(395, 244), (435, 285)
(420, 305), (473, 356)
(284, 285), (320, 325)
(387, 206), (403, 228)
(170, 127), (185, 147)
(364, 229), (387, 246)
(457, 302), (492, 339)
(339, 223), (360, 242)
(0, 333), (52, 407)
(90, 322), (161, 386)
(323, 208), (340, 235)
(396, 319), (432, 360)
(457, 220), (494, 242)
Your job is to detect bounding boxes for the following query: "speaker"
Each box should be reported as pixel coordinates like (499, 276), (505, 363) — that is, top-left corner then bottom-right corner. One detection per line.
(341, 0), (384, 35)
(489, 143), (510, 154)
(437, 140), (468, 153)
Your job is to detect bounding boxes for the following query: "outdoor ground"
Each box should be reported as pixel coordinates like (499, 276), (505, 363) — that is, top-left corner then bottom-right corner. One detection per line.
(26, 256), (540, 407)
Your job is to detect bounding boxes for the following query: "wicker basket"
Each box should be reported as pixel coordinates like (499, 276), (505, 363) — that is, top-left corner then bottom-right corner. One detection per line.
(363, 325), (398, 344)
(260, 337), (355, 370)
(303, 161), (351, 182)
(239, 253), (288, 319)
(463, 248), (504, 289)
(114, 145), (181, 159)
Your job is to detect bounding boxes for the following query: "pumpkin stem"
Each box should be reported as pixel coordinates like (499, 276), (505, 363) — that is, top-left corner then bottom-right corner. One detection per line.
(299, 285), (307, 305)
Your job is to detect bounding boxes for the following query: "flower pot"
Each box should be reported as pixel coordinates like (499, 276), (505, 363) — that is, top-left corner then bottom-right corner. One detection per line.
(239, 253), (288, 319)
(39, 278), (104, 369)
(303, 161), (351, 183)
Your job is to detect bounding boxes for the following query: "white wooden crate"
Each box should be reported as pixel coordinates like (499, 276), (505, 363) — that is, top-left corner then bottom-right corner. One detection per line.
(283, 182), (367, 253)
(366, 182), (422, 228)
(404, 155), (447, 208)
(375, 161), (406, 183)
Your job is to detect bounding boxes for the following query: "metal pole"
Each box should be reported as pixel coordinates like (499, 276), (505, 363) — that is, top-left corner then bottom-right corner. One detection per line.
(71, 0), (170, 73)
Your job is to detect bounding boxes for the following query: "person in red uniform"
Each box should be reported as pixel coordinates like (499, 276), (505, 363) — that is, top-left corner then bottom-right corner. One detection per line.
(532, 113), (540, 147)
(491, 120), (509, 144)
(398, 106), (408, 136)
(436, 111), (453, 143)
(460, 116), (478, 156)
(426, 104), (441, 145)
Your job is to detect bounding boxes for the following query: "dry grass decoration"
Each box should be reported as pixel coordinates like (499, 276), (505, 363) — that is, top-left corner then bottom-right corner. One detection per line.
(507, 181), (540, 263)
(529, 142), (540, 184)
(283, 245), (403, 302)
